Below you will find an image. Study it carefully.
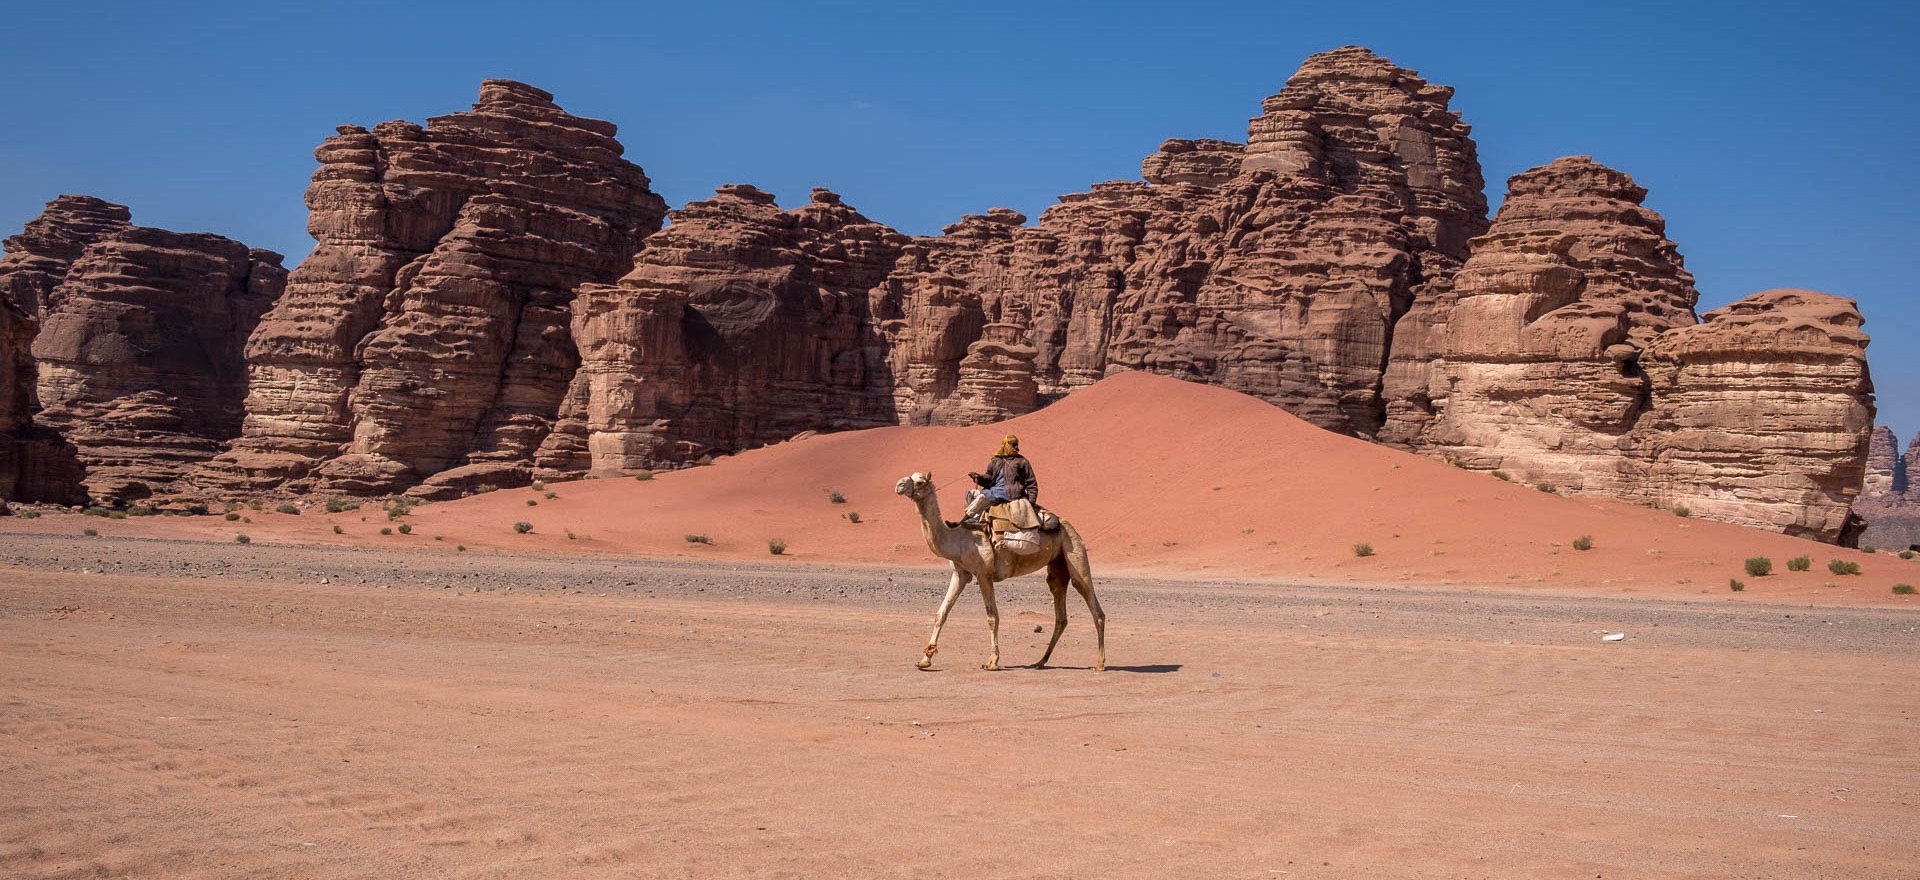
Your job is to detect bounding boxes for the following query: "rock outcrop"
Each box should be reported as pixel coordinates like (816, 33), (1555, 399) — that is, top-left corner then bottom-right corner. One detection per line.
(31, 228), (286, 500)
(1377, 157), (1871, 540)
(537, 186), (906, 478)
(200, 80), (668, 496)
(1630, 289), (1873, 540)
(1383, 156), (1700, 479)
(0, 195), (134, 319)
(1, 51), (1871, 541)
(0, 196), (275, 504)
(1855, 428), (1920, 549)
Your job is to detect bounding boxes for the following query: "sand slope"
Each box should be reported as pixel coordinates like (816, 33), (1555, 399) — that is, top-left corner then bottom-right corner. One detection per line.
(12, 372), (1914, 605)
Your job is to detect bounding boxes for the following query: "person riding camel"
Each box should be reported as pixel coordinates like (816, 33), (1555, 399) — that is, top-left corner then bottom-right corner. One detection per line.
(962, 434), (1038, 525)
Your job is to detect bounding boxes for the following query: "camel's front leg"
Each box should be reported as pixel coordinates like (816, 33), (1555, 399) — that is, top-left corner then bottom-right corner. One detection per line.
(978, 578), (1002, 670)
(918, 568), (971, 670)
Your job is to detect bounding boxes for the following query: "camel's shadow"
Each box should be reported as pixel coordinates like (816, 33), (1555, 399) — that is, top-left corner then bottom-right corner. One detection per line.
(1035, 663), (1182, 674)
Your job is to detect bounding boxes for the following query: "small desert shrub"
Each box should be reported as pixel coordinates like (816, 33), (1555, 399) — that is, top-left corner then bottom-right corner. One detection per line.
(1828, 559), (1861, 576)
(686, 534), (711, 544)
(456, 544), (467, 552)
(397, 523), (412, 535)
(241, 516), (251, 523)
(332, 525), (344, 535)
(1744, 557), (1772, 577)
(1787, 555), (1812, 572)
(1673, 505), (1692, 517)
(1572, 535), (1593, 551)
(247, 498), (263, 510)
(1449, 459), (1469, 469)
(379, 527), (392, 536)
(276, 502), (300, 515)
(18, 508), (41, 519)
(235, 534), (251, 544)
(127, 504), (155, 517)
(107, 510), (126, 519)
(695, 454), (714, 466)
(827, 490), (846, 504)
(185, 503), (209, 516)
(82, 527), (98, 537)
(1535, 483), (1558, 495)
(1490, 470), (1511, 481)
(1901, 550), (1917, 560)
(325, 497), (360, 514)
(224, 512), (240, 521)
(1893, 584), (1916, 595)
(634, 471), (653, 481)
(544, 491), (557, 500)
(530, 481), (545, 491)
(83, 506), (110, 517)
(769, 538), (787, 555)
(474, 484), (499, 494)
(1862, 544), (1878, 554)
(514, 521), (533, 534)
(525, 499), (538, 507)
(1729, 578), (1745, 592)
(844, 511), (861, 524)
(386, 500), (414, 520)
(565, 530), (577, 540)
(1353, 542), (1375, 558)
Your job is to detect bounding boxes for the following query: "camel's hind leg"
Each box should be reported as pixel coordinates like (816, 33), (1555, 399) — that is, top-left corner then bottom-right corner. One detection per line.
(1034, 557), (1071, 669)
(1064, 532), (1106, 671)
(919, 567), (971, 670)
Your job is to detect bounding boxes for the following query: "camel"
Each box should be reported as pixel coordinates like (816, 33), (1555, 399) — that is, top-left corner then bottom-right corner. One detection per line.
(893, 472), (1106, 671)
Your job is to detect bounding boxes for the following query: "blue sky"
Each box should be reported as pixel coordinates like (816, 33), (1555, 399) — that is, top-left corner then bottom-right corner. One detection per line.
(3, 0), (1914, 439)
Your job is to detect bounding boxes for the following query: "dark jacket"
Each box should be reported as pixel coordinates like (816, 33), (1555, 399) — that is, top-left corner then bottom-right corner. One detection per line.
(975, 454), (1039, 504)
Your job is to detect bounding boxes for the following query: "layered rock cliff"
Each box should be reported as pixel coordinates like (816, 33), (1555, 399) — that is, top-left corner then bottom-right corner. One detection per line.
(1378, 158), (1871, 540)
(0, 196), (280, 504)
(0, 49), (1877, 540)
(199, 79), (669, 496)
(535, 186), (907, 480)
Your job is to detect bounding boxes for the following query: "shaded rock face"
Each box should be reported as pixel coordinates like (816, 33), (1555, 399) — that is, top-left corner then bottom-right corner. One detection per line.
(0, 195), (274, 504)
(538, 186), (907, 478)
(32, 228), (287, 500)
(199, 80), (668, 496)
(1855, 428), (1920, 549)
(868, 46), (1487, 437)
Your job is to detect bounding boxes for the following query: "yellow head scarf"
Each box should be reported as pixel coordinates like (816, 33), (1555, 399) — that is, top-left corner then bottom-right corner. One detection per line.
(996, 434), (1019, 457)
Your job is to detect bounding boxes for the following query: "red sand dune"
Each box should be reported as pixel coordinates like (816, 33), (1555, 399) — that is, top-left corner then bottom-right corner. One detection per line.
(25, 371), (1915, 606)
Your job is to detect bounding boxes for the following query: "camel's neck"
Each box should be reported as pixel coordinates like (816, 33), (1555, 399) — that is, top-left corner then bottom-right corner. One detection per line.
(913, 490), (958, 556)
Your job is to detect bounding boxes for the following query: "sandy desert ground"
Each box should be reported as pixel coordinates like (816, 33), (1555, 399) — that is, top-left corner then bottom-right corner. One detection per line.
(3, 533), (1917, 879)
(4, 374), (1918, 877)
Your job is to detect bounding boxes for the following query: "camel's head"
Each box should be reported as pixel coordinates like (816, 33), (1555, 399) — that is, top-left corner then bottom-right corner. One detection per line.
(894, 471), (933, 499)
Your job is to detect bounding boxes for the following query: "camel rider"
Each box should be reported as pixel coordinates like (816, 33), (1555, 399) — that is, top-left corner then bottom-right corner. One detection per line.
(962, 435), (1038, 525)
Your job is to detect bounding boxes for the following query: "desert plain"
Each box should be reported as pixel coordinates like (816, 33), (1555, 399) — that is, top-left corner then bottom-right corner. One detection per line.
(3, 374), (1917, 879)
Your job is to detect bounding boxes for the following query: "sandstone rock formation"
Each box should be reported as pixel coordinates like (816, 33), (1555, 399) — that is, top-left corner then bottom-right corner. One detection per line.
(0, 195), (275, 504)
(537, 185), (906, 479)
(1854, 427), (1920, 548)
(1382, 156), (1700, 478)
(1630, 289), (1873, 540)
(494, 50), (1870, 540)
(1377, 157), (1871, 540)
(2, 50), (1870, 541)
(0, 195), (133, 319)
(200, 80), (669, 496)
(30, 227), (285, 500)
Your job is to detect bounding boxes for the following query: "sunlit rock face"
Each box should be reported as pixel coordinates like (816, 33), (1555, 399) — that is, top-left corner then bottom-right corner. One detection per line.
(198, 79), (668, 497)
